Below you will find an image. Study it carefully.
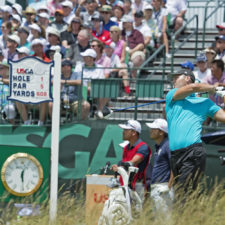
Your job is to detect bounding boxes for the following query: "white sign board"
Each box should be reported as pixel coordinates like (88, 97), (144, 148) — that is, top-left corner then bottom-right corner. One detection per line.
(8, 57), (53, 104)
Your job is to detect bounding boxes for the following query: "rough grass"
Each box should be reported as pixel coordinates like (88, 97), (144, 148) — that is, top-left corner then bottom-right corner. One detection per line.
(2, 181), (225, 225)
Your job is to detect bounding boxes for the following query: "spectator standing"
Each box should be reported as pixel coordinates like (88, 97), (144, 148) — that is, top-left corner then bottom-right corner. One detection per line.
(166, 69), (225, 193)
(112, 120), (151, 202)
(146, 119), (174, 213)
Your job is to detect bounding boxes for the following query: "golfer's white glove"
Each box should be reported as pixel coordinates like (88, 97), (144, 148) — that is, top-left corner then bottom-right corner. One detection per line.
(215, 86), (225, 97)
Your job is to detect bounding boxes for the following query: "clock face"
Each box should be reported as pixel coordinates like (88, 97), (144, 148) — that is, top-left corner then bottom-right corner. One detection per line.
(1, 153), (44, 197)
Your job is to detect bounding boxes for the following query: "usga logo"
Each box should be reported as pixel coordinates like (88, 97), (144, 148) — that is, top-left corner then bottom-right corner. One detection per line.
(16, 68), (34, 74)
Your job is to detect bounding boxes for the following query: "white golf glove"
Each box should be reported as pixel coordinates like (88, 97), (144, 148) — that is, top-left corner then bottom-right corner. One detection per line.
(215, 86), (225, 97)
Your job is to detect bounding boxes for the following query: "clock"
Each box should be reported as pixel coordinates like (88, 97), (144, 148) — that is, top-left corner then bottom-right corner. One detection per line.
(1, 153), (44, 197)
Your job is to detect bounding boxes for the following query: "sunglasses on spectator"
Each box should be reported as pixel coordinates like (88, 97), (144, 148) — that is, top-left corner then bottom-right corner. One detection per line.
(26, 13), (33, 16)
(55, 13), (63, 16)
(110, 31), (118, 33)
(101, 11), (110, 14)
(91, 45), (99, 47)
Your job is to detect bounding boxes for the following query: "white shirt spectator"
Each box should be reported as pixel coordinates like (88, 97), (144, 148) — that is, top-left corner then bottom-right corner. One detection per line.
(194, 69), (211, 83)
(152, 7), (168, 31)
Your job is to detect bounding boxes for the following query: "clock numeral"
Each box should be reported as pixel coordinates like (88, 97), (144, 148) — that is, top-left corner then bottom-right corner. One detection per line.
(7, 180), (13, 184)
(12, 184), (17, 189)
(31, 181), (36, 185)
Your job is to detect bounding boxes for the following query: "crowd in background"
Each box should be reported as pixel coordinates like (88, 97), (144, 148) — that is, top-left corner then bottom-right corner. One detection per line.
(0, 0), (224, 124)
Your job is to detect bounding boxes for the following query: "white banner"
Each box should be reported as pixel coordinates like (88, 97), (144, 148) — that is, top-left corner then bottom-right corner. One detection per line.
(8, 57), (53, 104)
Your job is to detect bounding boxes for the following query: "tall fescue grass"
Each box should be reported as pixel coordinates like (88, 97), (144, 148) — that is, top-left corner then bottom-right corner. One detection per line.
(2, 180), (225, 225)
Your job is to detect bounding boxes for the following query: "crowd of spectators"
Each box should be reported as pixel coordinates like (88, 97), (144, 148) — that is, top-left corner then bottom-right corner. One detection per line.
(0, 0), (224, 124)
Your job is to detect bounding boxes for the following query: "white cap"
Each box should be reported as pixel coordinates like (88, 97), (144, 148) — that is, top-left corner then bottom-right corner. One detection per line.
(121, 15), (134, 23)
(144, 4), (153, 10)
(31, 38), (44, 47)
(38, 12), (50, 19)
(118, 120), (141, 134)
(29, 23), (41, 33)
(12, 14), (21, 23)
(119, 140), (129, 148)
(8, 34), (20, 45)
(37, 5), (50, 14)
(12, 3), (22, 15)
(81, 49), (97, 58)
(17, 46), (30, 55)
(47, 27), (60, 38)
(61, 0), (73, 9)
(146, 119), (168, 133)
(1, 5), (12, 14)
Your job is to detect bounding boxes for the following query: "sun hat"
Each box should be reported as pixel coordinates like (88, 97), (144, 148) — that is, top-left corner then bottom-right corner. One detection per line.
(61, 1), (73, 9)
(12, 3), (22, 15)
(29, 23), (41, 33)
(100, 5), (112, 12)
(118, 120), (141, 134)
(146, 119), (168, 133)
(47, 27), (60, 38)
(81, 49), (97, 58)
(8, 34), (20, 45)
(16, 46), (30, 55)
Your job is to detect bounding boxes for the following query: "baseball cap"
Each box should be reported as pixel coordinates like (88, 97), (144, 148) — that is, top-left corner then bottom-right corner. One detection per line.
(144, 4), (153, 10)
(37, 5), (50, 14)
(121, 15), (134, 23)
(196, 53), (207, 62)
(29, 23), (41, 33)
(47, 27), (60, 38)
(180, 61), (194, 71)
(17, 46), (30, 55)
(38, 12), (50, 19)
(8, 34), (20, 45)
(18, 26), (30, 35)
(100, 5), (112, 12)
(118, 120), (141, 134)
(215, 35), (225, 41)
(81, 49), (97, 58)
(12, 14), (21, 23)
(55, 9), (64, 15)
(216, 22), (225, 30)
(134, 11), (144, 18)
(169, 69), (195, 83)
(146, 119), (168, 133)
(62, 59), (72, 67)
(61, 1), (73, 9)
(31, 38), (44, 47)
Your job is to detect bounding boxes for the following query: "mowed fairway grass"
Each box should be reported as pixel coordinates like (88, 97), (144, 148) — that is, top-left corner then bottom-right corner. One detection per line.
(2, 180), (225, 225)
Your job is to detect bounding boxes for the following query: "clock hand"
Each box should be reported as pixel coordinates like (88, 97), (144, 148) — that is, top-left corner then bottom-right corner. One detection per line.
(21, 169), (24, 183)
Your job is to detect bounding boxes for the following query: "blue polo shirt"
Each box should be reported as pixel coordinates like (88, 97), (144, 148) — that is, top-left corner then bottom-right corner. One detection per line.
(103, 20), (118, 31)
(166, 88), (221, 151)
(151, 138), (171, 184)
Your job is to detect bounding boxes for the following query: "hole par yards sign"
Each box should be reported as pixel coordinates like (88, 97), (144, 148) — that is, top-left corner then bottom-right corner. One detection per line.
(8, 57), (53, 104)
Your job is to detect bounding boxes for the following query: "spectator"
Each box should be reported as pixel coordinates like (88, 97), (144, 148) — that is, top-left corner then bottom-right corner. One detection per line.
(47, 0), (63, 17)
(17, 27), (32, 52)
(104, 41), (130, 95)
(180, 61), (194, 71)
(49, 9), (68, 34)
(37, 12), (50, 29)
(3, 34), (20, 61)
(45, 27), (66, 58)
(28, 23), (47, 46)
(166, 0), (187, 33)
(203, 47), (217, 68)
(11, 14), (22, 32)
(214, 35), (225, 63)
(211, 22), (225, 48)
(123, 0), (133, 16)
(0, 49), (4, 62)
(194, 53), (211, 83)
(48, 59), (90, 120)
(0, 21), (12, 50)
(112, 2), (124, 25)
(91, 14), (110, 44)
(152, 0), (170, 58)
(61, 0), (74, 24)
(0, 5), (12, 24)
(0, 59), (16, 124)
(134, 11), (152, 47)
(91, 39), (111, 78)
(100, 5), (118, 32)
(36, 5), (50, 15)
(61, 16), (82, 49)
(204, 59), (225, 108)
(22, 6), (36, 28)
(146, 119), (174, 213)
(12, 3), (23, 17)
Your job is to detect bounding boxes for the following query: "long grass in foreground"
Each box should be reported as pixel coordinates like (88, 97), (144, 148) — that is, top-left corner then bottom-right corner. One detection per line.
(2, 181), (225, 225)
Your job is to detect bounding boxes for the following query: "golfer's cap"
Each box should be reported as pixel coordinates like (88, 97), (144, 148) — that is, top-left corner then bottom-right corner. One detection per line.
(216, 22), (225, 30)
(1, 5), (12, 14)
(16, 46), (30, 55)
(61, 0), (73, 9)
(169, 69), (195, 83)
(31, 38), (44, 47)
(12, 14), (21, 23)
(119, 140), (129, 148)
(121, 15), (133, 23)
(18, 26), (30, 35)
(62, 59), (72, 67)
(38, 12), (50, 19)
(81, 49), (97, 58)
(55, 9), (64, 15)
(146, 119), (168, 133)
(47, 27), (60, 38)
(8, 34), (20, 45)
(144, 4), (153, 10)
(100, 5), (112, 12)
(118, 120), (141, 134)
(12, 3), (22, 15)
(134, 11), (144, 18)
(180, 61), (194, 71)
(196, 53), (207, 62)
(215, 35), (225, 41)
(29, 23), (41, 33)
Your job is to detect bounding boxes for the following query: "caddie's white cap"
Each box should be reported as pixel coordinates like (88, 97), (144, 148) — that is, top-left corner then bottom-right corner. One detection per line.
(29, 23), (41, 33)
(8, 34), (20, 45)
(81, 49), (97, 58)
(31, 38), (44, 47)
(118, 120), (141, 134)
(61, 0), (73, 9)
(16, 46), (30, 55)
(38, 12), (50, 19)
(12, 3), (22, 15)
(146, 118), (168, 133)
